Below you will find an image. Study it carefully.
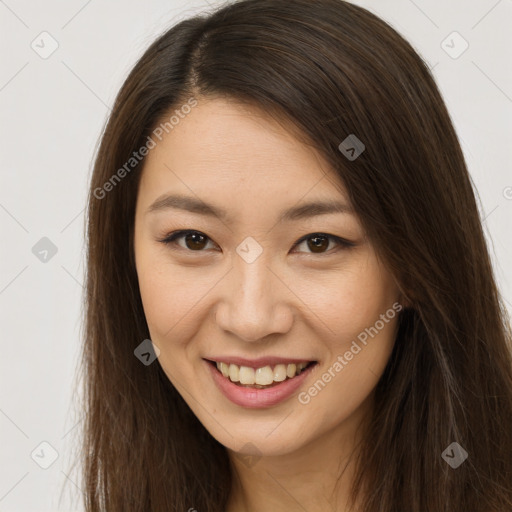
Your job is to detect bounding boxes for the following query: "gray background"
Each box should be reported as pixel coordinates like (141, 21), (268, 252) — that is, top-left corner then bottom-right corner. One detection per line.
(0, 0), (511, 510)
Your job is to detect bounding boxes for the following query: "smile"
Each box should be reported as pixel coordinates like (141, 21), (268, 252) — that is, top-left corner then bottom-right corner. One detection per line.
(212, 360), (315, 388)
(204, 358), (318, 408)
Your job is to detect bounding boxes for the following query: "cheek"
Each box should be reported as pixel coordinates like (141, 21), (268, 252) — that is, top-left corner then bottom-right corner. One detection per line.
(139, 275), (203, 353)
(136, 257), (204, 385)
(291, 256), (398, 343)
(137, 259), (175, 336)
(135, 244), (208, 339)
(299, 315), (398, 428)
(295, 259), (399, 403)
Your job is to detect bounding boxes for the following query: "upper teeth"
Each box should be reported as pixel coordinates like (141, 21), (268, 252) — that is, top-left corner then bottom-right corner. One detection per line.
(215, 362), (309, 385)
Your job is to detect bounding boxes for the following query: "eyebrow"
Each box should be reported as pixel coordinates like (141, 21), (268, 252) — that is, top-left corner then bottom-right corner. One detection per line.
(147, 193), (354, 222)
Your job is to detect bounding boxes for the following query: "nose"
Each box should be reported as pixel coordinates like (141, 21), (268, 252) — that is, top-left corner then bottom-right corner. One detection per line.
(214, 255), (294, 342)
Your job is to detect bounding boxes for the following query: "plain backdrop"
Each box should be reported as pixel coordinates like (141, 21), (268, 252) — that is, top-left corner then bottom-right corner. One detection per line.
(0, 0), (511, 510)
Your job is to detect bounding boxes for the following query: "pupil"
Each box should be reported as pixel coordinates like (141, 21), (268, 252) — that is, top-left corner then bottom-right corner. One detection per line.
(186, 233), (207, 250)
(308, 235), (328, 253)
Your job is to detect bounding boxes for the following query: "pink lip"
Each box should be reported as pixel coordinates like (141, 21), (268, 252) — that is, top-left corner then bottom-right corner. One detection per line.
(204, 359), (317, 409)
(205, 355), (315, 368)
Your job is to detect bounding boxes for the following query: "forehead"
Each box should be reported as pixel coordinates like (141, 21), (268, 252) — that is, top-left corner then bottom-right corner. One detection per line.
(138, 98), (350, 208)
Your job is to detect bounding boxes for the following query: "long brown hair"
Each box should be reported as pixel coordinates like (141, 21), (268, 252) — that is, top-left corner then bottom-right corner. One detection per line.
(78, 0), (512, 510)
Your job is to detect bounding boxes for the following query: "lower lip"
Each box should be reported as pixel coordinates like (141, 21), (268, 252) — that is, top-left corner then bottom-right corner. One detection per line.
(205, 360), (316, 409)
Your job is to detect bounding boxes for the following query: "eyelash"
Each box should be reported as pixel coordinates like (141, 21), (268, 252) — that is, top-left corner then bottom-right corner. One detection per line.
(157, 229), (355, 255)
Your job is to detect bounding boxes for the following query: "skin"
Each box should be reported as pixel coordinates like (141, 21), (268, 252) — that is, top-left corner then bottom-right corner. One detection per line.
(134, 97), (404, 512)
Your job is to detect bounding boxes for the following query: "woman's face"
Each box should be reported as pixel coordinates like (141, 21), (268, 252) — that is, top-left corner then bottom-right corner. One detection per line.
(134, 97), (402, 457)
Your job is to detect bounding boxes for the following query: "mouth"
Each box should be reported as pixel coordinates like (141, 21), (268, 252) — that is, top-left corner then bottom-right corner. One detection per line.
(205, 359), (318, 389)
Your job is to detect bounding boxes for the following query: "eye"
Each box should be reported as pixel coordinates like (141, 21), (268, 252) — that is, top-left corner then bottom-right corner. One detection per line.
(157, 230), (217, 251)
(292, 233), (355, 255)
(158, 230), (354, 255)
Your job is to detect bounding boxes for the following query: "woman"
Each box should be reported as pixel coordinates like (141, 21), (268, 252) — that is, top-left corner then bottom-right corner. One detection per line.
(80, 0), (512, 510)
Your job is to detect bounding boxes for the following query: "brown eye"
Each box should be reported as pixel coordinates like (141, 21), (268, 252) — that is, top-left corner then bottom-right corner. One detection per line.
(159, 230), (215, 251)
(293, 233), (354, 255)
(183, 232), (208, 250)
(159, 230), (354, 255)
(307, 235), (330, 253)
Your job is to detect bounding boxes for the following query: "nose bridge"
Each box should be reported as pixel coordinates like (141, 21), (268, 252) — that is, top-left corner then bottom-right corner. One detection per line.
(216, 249), (291, 342)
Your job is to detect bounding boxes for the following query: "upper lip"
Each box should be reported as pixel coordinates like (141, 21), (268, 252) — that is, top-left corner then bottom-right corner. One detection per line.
(205, 356), (317, 368)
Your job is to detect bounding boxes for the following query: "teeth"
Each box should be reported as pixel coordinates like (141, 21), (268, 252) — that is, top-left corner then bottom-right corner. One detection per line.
(273, 364), (287, 382)
(286, 363), (297, 378)
(255, 366), (274, 385)
(215, 361), (310, 386)
(228, 363), (240, 382)
(239, 366), (255, 385)
(220, 362), (229, 378)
